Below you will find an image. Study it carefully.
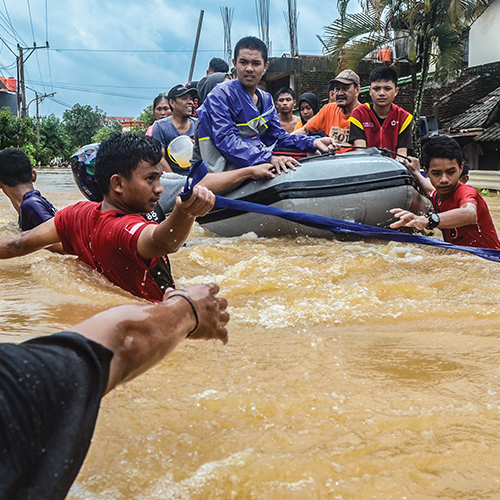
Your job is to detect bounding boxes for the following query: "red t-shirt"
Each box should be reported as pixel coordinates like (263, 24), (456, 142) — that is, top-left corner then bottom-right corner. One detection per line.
(431, 183), (500, 250)
(54, 201), (168, 302)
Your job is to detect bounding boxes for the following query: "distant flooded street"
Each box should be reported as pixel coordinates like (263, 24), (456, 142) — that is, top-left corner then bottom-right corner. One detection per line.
(2, 169), (500, 499)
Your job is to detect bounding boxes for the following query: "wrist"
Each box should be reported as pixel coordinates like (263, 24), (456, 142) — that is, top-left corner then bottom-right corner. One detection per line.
(425, 211), (440, 230)
(165, 294), (199, 337)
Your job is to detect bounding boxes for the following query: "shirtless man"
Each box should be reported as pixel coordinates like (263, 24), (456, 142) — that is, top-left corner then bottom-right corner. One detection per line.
(275, 87), (300, 133)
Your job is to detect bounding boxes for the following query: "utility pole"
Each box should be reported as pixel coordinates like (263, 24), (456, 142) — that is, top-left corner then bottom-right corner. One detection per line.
(17, 42), (49, 118)
(188, 10), (204, 84)
(28, 91), (56, 141)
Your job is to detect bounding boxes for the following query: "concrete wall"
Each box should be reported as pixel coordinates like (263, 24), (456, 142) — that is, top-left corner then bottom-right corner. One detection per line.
(469, 0), (500, 68)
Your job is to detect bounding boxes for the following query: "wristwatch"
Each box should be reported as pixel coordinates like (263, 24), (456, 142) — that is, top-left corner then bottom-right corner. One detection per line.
(425, 211), (440, 229)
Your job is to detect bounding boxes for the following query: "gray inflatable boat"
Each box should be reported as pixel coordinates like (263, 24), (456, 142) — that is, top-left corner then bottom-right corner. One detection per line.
(198, 148), (432, 239)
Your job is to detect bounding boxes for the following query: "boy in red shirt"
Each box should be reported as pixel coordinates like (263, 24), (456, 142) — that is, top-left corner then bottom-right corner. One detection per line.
(390, 136), (500, 250)
(349, 67), (412, 158)
(0, 134), (215, 301)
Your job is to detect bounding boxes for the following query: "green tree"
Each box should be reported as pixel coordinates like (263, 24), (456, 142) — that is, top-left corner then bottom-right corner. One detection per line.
(323, 0), (487, 154)
(91, 119), (123, 143)
(62, 103), (106, 151)
(0, 107), (37, 162)
(141, 103), (154, 127)
(38, 114), (72, 164)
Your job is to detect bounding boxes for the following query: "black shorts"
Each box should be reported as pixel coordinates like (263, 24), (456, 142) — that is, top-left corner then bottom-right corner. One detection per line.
(0, 331), (113, 500)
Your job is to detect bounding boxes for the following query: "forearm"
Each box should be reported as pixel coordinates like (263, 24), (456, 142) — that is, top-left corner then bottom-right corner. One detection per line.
(151, 207), (196, 254)
(0, 220), (59, 258)
(71, 297), (196, 394)
(411, 171), (433, 197)
(436, 207), (477, 228)
(199, 170), (252, 193)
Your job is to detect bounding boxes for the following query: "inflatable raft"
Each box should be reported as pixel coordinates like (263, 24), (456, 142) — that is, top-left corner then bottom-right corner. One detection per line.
(197, 148), (432, 239)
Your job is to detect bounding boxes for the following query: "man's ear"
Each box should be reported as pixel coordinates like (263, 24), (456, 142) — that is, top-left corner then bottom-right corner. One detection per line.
(264, 61), (270, 73)
(459, 162), (464, 174)
(109, 174), (124, 194)
(394, 86), (399, 97)
(32, 170), (37, 182)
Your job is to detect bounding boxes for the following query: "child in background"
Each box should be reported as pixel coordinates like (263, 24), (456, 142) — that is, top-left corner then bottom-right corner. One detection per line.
(0, 148), (57, 231)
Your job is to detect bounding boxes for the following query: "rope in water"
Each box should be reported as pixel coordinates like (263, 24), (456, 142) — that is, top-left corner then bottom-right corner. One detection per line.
(180, 159), (500, 264)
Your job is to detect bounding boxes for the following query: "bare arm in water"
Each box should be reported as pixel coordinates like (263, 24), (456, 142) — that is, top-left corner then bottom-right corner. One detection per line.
(71, 283), (229, 394)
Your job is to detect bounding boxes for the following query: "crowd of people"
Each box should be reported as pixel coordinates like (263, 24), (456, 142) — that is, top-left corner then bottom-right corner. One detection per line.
(0, 34), (500, 498)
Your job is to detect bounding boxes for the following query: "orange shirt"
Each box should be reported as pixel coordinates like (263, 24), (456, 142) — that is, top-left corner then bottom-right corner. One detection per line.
(304, 103), (351, 144)
(304, 103), (353, 152)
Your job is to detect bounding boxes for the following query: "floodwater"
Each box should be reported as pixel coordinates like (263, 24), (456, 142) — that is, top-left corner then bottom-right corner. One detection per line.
(2, 169), (500, 499)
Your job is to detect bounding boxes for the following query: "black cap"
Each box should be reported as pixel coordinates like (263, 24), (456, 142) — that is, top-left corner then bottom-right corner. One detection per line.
(167, 84), (197, 100)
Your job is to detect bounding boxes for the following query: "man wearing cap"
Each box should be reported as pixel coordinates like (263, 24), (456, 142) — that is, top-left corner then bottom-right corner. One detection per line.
(294, 69), (361, 150)
(152, 84), (197, 174)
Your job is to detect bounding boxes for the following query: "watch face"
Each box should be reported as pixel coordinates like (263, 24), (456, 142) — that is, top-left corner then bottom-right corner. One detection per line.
(428, 212), (440, 229)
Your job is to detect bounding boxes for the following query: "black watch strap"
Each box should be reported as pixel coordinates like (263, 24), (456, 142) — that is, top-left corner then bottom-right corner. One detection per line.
(425, 211), (440, 230)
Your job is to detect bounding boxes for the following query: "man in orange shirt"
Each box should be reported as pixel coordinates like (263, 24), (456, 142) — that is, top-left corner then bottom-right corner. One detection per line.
(293, 69), (360, 148)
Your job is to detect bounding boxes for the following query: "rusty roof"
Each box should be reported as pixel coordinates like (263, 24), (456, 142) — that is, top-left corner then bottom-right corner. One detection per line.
(448, 87), (500, 130)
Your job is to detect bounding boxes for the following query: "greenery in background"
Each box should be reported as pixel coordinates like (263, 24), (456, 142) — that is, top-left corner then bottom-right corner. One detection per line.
(91, 119), (123, 143)
(323, 0), (488, 155)
(37, 114), (72, 165)
(62, 103), (106, 152)
(141, 103), (154, 127)
(0, 107), (38, 163)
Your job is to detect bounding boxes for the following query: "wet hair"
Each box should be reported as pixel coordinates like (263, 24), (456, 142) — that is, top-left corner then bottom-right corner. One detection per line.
(275, 87), (296, 101)
(421, 136), (463, 169)
(234, 36), (268, 63)
(0, 148), (33, 186)
(369, 66), (398, 86)
(208, 57), (229, 73)
(95, 133), (163, 195)
(152, 94), (168, 109)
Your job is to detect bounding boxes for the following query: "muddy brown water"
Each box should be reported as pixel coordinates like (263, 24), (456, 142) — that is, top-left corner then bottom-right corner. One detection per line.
(2, 169), (500, 499)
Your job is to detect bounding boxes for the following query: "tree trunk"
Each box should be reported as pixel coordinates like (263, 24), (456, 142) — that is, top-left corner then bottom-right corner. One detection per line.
(411, 35), (431, 158)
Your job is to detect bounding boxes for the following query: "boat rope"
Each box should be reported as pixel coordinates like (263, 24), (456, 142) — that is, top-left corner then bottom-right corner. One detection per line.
(180, 159), (500, 264)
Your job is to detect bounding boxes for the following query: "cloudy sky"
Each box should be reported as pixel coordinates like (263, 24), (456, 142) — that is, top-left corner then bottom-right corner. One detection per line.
(0, 0), (341, 120)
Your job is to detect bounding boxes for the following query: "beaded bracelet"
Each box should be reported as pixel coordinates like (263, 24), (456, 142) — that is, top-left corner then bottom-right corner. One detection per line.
(166, 294), (199, 337)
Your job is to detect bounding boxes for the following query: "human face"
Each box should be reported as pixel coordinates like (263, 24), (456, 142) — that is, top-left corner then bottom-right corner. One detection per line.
(299, 102), (314, 123)
(369, 79), (398, 110)
(170, 94), (194, 118)
(425, 158), (463, 201)
(120, 160), (163, 213)
(154, 98), (171, 120)
(233, 48), (269, 92)
(334, 82), (359, 111)
(276, 93), (295, 114)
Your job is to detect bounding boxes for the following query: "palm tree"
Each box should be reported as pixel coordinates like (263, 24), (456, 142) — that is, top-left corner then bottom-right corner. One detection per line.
(323, 0), (488, 154)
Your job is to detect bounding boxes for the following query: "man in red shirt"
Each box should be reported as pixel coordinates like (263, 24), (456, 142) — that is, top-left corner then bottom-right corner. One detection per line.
(0, 134), (215, 301)
(390, 136), (500, 250)
(349, 67), (412, 158)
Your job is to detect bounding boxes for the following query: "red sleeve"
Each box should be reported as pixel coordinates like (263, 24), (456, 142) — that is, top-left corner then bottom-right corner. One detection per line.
(456, 184), (480, 207)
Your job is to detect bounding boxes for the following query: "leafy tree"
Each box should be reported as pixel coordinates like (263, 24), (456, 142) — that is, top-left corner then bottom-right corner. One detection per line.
(0, 107), (37, 151)
(323, 0), (488, 154)
(62, 103), (106, 151)
(38, 114), (72, 163)
(141, 103), (154, 127)
(91, 119), (123, 143)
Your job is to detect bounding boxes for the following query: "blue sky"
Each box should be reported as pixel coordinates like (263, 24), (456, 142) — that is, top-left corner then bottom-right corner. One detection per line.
(0, 0), (341, 119)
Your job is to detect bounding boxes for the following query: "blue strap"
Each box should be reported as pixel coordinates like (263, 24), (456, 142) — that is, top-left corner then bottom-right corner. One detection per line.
(181, 160), (500, 263)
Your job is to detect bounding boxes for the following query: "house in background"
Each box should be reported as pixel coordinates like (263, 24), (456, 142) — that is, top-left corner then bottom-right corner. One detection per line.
(468, 0), (500, 68)
(105, 116), (144, 132)
(0, 77), (17, 115)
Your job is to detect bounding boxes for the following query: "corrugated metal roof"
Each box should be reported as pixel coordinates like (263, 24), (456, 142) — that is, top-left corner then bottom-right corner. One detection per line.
(448, 87), (500, 129)
(474, 122), (500, 142)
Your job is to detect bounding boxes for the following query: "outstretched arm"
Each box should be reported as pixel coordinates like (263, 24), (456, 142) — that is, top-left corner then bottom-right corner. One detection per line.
(71, 283), (229, 394)
(199, 163), (276, 193)
(390, 203), (478, 231)
(0, 217), (61, 259)
(137, 185), (215, 260)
